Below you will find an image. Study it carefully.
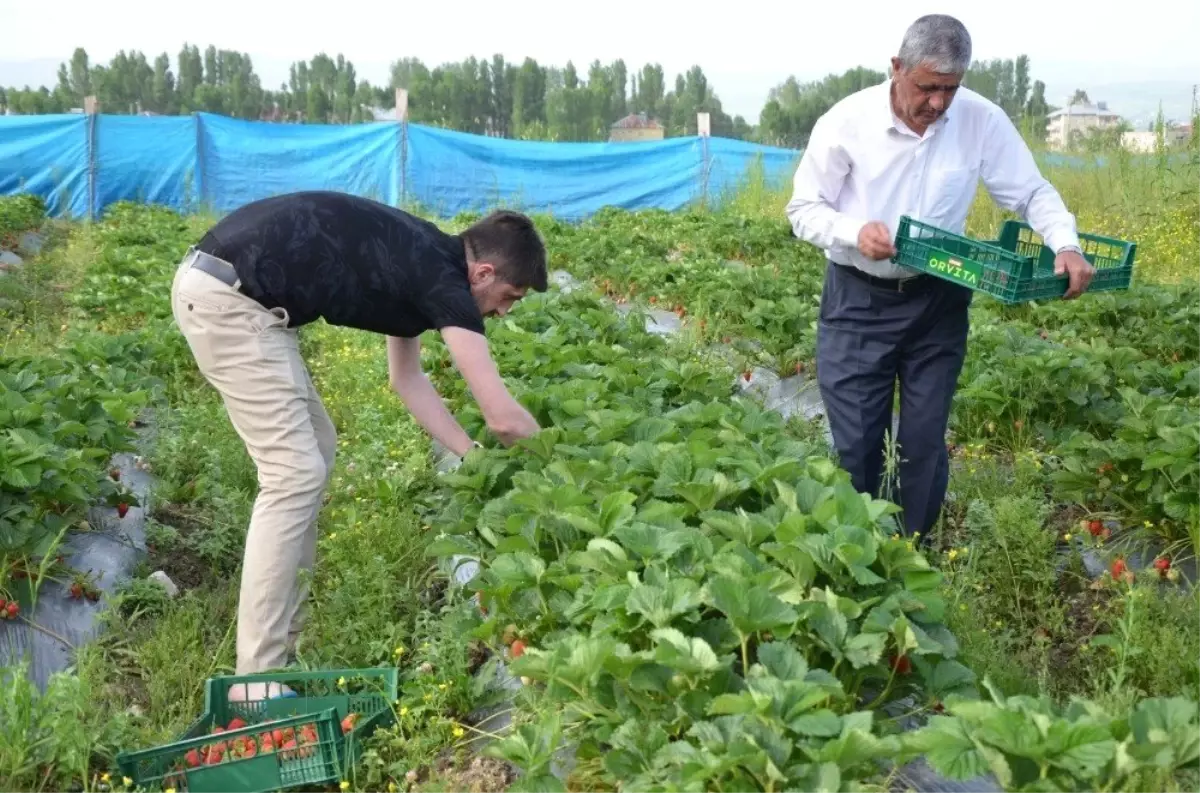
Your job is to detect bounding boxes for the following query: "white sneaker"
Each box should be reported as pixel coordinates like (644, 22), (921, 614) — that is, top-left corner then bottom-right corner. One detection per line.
(227, 681), (297, 703)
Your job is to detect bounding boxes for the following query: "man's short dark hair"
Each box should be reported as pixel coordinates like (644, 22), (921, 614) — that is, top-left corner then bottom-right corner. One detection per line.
(460, 210), (548, 293)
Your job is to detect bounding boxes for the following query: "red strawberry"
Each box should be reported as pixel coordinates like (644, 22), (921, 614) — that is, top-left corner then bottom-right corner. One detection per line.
(227, 717), (247, 731)
(1087, 519), (1104, 537)
(117, 502), (129, 518)
(1153, 557), (1170, 577)
(5, 602), (17, 619)
(510, 639), (527, 659)
(272, 728), (285, 745)
(212, 726), (226, 735)
(109, 468), (121, 481)
(1111, 558), (1127, 578)
(185, 748), (202, 768)
(742, 370), (752, 382)
(890, 654), (912, 675)
(341, 713), (360, 734)
(69, 582), (83, 599)
(86, 588), (99, 602)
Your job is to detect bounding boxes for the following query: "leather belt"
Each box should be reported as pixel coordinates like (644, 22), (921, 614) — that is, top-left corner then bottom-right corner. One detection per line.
(188, 248), (241, 289)
(834, 261), (927, 293)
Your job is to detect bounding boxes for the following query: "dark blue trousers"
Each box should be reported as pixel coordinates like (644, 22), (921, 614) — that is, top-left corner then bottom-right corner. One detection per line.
(816, 261), (972, 540)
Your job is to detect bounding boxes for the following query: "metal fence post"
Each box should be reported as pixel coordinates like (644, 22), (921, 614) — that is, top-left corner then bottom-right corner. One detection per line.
(697, 112), (711, 208)
(396, 89), (409, 207)
(84, 95), (98, 221)
(194, 113), (206, 214)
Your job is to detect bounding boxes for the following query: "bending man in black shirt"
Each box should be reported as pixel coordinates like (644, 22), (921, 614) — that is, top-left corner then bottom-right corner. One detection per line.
(170, 191), (545, 699)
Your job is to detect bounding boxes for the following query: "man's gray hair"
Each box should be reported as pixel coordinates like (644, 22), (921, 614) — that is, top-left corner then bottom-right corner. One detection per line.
(897, 14), (972, 75)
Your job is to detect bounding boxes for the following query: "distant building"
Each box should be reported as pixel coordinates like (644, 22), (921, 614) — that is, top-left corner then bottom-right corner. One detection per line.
(1046, 99), (1123, 150)
(1122, 123), (1193, 152)
(609, 112), (665, 142)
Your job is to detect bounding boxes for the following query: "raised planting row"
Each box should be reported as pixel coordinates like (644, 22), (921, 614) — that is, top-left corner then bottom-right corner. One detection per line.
(411, 281), (1199, 792)
(523, 207), (1200, 547)
(1, 197), (170, 671)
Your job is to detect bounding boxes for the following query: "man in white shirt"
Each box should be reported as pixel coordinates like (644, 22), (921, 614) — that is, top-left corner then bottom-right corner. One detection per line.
(785, 13), (1093, 542)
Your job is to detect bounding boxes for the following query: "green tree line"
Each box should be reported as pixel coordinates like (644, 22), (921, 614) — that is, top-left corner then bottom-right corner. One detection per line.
(0, 46), (1056, 146)
(758, 55), (1056, 148)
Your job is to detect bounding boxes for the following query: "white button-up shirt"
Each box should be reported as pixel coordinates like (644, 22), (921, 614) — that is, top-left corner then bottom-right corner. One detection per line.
(785, 80), (1080, 280)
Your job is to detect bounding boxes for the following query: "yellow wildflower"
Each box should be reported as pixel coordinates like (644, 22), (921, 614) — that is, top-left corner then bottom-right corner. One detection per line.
(452, 725), (465, 738)
(341, 782), (351, 791)
(338, 676), (347, 687)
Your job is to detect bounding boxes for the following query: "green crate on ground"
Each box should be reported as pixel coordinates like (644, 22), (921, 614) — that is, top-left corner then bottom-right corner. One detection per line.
(892, 216), (1137, 304)
(116, 668), (399, 793)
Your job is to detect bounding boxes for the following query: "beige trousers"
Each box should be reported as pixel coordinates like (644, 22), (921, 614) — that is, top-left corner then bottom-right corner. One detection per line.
(170, 249), (336, 674)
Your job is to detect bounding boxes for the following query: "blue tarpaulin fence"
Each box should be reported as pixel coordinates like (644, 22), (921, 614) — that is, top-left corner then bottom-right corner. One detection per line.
(0, 111), (803, 222)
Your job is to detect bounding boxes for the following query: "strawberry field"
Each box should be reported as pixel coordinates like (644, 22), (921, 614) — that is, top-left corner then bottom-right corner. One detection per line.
(1, 174), (1198, 793)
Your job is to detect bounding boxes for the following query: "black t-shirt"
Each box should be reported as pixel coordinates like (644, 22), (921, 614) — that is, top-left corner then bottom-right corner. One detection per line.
(195, 191), (486, 337)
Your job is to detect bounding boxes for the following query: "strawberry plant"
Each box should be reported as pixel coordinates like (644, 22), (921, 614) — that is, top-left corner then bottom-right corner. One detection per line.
(0, 194), (45, 250)
(902, 681), (1200, 792)
(0, 342), (153, 561)
(1050, 388), (1199, 539)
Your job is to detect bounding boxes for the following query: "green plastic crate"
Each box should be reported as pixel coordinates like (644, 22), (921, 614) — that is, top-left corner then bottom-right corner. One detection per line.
(116, 668), (398, 792)
(892, 216), (1136, 304)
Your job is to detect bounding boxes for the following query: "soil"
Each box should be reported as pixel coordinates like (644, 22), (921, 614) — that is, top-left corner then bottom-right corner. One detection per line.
(425, 754), (517, 793)
(1047, 573), (1117, 683)
(146, 502), (214, 590)
(466, 640), (491, 676)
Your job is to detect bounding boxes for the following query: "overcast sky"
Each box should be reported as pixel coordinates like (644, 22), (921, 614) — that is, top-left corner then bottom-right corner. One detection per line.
(1, 0), (1197, 121)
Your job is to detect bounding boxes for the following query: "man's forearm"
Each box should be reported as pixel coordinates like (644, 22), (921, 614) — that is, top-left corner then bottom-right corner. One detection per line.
(786, 196), (866, 252)
(392, 373), (474, 456)
(1024, 182), (1081, 253)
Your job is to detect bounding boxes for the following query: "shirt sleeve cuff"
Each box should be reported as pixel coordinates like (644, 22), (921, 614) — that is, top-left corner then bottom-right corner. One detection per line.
(832, 215), (866, 249)
(1044, 227), (1081, 254)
